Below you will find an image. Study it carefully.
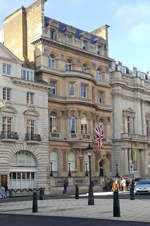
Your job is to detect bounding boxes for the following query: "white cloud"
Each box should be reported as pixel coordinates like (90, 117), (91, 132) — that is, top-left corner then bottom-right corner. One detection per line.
(129, 23), (150, 43)
(116, 2), (150, 25)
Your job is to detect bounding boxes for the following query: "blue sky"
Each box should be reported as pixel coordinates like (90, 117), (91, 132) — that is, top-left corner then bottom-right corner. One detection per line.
(0, 0), (149, 73)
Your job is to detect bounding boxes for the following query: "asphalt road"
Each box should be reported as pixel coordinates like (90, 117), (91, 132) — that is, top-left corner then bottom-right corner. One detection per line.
(0, 214), (150, 226)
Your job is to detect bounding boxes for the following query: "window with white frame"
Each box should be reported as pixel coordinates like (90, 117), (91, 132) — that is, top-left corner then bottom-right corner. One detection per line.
(27, 93), (34, 105)
(2, 117), (12, 138)
(49, 55), (55, 68)
(98, 92), (103, 103)
(21, 70), (34, 81)
(67, 36), (71, 45)
(68, 152), (75, 171)
(66, 60), (72, 71)
(3, 87), (12, 101)
(50, 30), (54, 39)
(97, 46), (100, 55)
(26, 120), (35, 134)
(3, 64), (11, 75)
(50, 151), (58, 171)
(81, 115), (88, 134)
(132, 151), (138, 171)
(82, 64), (87, 73)
(50, 81), (56, 95)
(70, 83), (74, 96)
(83, 41), (86, 50)
(146, 120), (149, 137)
(70, 115), (76, 133)
(97, 68), (102, 80)
(81, 85), (86, 97)
(127, 117), (130, 133)
(84, 153), (89, 171)
(50, 112), (57, 133)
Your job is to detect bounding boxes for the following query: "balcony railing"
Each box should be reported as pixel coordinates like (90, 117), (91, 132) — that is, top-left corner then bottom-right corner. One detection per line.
(121, 133), (147, 140)
(25, 133), (41, 142)
(0, 131), (19, 140)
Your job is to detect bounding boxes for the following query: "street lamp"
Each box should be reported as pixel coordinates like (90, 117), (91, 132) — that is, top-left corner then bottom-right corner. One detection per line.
(86, 143), (94, 205)
(85, 163), (88, 176)
(116, 164), (119, 177)
(50, 162), (53, 177)
(68, 163), (71, 177)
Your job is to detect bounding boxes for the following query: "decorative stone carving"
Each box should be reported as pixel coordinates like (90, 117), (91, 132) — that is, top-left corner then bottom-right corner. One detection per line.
(47, 19), (59, 29)
(80, 31), (91, 40)
(91, 62), (97, 69)
(43, 48), (49, 56)
(61, 110), (65, 117)
(58, 52), (66, 60)
(64, 26), (76, 35)
(77, 110), (81, 117)
(75, 58), (82, 64)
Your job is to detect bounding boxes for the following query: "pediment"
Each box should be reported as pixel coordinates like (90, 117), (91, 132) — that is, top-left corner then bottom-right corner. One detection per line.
(0, 42), (22, 63)
(1, 105), (18, 114)
(80, 31), (91, 40)
(47, 19), (59, 29)
(125, 108), (134, 113)
(64, 26), (76, 35)
(24, 109), (40, 117)
(145, 113), (150, 118)
(94, 37), (106, 45)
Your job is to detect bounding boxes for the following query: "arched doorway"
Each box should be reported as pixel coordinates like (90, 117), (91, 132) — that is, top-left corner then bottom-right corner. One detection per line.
(10, 151), (37, 189)
(100, 161), (104, 176)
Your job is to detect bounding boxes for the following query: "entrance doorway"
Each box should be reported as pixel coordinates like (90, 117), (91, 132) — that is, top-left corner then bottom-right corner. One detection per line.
(100, 161), (104, 176)
(1, 175), (7, 186)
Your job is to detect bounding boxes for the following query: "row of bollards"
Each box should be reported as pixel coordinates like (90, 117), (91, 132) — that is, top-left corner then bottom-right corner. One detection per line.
(113, 180), (135, 217)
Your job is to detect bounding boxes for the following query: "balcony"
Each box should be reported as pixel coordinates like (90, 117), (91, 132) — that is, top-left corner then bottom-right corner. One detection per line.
(0, 131), (19, 141)
(25, 133), (41, 142)
(121, 133), (147, 141)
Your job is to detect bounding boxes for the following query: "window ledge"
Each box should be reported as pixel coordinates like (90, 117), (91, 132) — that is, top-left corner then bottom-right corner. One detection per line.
(0, 139), (17, 142)
(26, 140), (41, 144)
(27, 104), (36, 108)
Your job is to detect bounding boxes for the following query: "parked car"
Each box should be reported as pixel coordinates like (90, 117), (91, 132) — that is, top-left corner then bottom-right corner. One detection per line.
(135, 180), (150, 195)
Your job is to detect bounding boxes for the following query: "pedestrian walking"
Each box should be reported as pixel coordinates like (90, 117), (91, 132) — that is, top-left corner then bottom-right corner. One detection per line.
(1, 185), (5, 199)
(120, 179), (123, 191)
(112, 181), (118, 191)
(4, 182), (8, 199)
(122, 178), (126, 191)
(108, 179), (113, 191)
(126, 179), (129, 190)
(63, 181), (68, 195)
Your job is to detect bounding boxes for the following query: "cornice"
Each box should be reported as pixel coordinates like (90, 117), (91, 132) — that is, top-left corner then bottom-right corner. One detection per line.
(12, 78), (51, 91)
(48, 98), (112, 112)
(30, 36), (115, 63)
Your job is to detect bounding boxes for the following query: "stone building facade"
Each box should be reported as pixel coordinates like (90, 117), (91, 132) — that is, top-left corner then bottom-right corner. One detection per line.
(0, 0), (115, 193)
(110, 61), (150, 178)
(0, 42), (51, 195)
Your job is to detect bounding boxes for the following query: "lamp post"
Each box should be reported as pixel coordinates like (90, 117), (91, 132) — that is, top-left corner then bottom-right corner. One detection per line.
(85, 163), (88, 176)
(86, 143), (94, 205)
(68, 163), (71, 177)
(116, 164), (119, 177)
(50, 162), (53, 177)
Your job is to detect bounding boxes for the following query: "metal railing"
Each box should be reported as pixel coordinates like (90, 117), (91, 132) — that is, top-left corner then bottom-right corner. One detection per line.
(0, 131), (19, 140)
(25, 133), (41, 142)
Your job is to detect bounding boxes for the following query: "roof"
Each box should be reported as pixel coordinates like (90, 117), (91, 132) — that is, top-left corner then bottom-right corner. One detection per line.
(44, 16), (101, 45)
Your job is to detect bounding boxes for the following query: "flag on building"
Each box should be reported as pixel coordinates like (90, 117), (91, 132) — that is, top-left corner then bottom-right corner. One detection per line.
(94, 125), (103, 150)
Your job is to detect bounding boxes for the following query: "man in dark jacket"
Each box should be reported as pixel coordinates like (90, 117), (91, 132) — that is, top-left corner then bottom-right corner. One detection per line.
(63, 181), (68, 195)
(4, 182), (8, 199)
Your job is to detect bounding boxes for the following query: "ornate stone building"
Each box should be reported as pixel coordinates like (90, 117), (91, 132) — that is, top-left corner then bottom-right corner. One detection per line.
(0, 42), (50, 194)
(110, 61), (150, 178)
(0, 0), (115, 193)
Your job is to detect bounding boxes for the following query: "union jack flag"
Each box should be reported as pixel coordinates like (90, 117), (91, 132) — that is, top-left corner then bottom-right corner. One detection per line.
(94, 125), (103, 150)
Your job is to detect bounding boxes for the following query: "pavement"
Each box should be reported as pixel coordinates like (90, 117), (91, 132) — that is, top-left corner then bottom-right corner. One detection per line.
(0, 191), (150, 223)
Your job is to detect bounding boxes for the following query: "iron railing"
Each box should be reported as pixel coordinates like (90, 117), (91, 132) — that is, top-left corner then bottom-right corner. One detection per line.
(0, 131), (19, 140)
(25, 133), (41, 142)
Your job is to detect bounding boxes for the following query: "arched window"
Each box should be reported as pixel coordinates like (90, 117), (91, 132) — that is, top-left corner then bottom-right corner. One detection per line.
(49, 55), (55, 68)
(99, 118), (104, 134)
(70, 115), (76, 133)
(10, 151), (36, 189)
(82, 64), (87, 73)
(97, 68), (102, 80)
(66, 60), (72, 71)
(81, 114), (88, 134)
(50, 151), (58, 171)
(68, 152), (75, 171)
(50, 112), (57, 133)
(84, 153), (89, 171)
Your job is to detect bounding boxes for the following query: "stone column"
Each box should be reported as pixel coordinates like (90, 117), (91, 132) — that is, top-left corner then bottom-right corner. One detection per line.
(141, 100), (146, 135)
(134, 97), (142, 134)
(124, 149), (128, 175)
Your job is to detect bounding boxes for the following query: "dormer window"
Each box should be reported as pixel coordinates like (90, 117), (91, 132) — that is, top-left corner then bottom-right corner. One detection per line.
(83, 41), (86, 50)
(67, 36), (71, 45)
(50, 30), (54, 40)
(97, 46), (100, 55)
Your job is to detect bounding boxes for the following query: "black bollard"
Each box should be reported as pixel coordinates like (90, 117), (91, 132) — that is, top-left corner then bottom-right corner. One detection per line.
(40, 188), (43, 200)
(113, 190), (121, 217)
(32, 192), (38, 213)
(130, 180), (135, 200)
(75, 185), (79, 199)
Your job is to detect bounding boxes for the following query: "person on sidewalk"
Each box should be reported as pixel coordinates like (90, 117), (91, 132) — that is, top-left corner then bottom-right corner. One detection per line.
(112, 181), (118, 191)
(1, 185), (5, 199)
(120, 179), (123, 191)
(63, 181), (68, 195)
(122, 178), (126, 191)
(4, 182), (8, 199)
